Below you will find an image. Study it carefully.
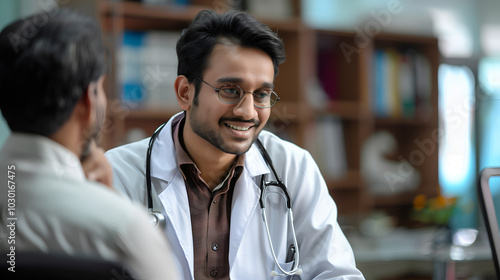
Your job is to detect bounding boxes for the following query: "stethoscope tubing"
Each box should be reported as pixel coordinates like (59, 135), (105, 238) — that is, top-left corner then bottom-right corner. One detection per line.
(146, 123), (301, 276)
(146, 122), (167, 228)
(146, 122), (167, 210)
(261, 192), (301, 276)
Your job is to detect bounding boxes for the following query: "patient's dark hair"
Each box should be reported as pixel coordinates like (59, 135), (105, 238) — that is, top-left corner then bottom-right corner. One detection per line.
(0, 8), (106, 136)
(176, 10), (285, 104)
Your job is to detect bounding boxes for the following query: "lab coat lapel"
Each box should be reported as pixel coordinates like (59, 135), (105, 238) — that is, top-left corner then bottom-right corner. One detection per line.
(229, 143), (269, 270)
(150, 113), (195, 277)
(159, 172), (194, 276)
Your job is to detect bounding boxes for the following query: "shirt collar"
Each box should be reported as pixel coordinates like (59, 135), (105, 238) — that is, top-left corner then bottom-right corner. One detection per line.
(172, 115), (245, 182)
(1, 132), (86, 182)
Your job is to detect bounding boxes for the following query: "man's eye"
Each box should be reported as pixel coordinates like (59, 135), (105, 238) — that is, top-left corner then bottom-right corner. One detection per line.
(222, 86), (240, 96)
(254, 90), (271, 100)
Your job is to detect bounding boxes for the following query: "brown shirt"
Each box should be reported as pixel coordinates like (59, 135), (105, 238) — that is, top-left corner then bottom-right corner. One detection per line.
(173, 117), (244, 279)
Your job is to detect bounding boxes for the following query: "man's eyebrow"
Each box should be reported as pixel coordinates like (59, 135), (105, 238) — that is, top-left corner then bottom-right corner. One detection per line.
(216, 77), (275, 89)
(216, 77), (243, 84)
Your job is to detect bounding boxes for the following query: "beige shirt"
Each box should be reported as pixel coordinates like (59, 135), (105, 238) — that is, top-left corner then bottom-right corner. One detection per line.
(0, 133), (180, 279)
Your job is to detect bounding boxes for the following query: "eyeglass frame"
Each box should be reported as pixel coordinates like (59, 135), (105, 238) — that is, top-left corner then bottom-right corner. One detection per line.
(192, 76), (280, 109)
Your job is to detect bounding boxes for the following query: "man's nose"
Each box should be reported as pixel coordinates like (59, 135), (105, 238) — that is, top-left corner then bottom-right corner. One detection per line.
(233, 93), (258, 119)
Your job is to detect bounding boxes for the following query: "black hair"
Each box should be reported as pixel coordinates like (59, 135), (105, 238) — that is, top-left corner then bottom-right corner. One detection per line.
(176, 10), (285, 103)
(0, 8), (106, 136)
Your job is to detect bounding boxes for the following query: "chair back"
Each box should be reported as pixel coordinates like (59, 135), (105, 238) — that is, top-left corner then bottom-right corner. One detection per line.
(0, 251), (133, 279)
(478, 167), (500, 277)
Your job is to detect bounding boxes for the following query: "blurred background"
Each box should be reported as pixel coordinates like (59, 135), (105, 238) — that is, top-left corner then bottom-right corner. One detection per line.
(1, 0), (500, 279)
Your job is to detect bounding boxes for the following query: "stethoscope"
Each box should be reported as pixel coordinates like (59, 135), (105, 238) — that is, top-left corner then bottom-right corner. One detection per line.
(145, 122), (302, 277)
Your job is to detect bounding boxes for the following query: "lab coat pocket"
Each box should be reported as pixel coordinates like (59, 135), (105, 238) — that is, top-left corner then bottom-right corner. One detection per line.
(272, 261), (300, 280)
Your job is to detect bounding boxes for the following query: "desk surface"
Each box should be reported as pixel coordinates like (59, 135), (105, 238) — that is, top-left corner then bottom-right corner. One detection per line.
(348, 227), (496, 279)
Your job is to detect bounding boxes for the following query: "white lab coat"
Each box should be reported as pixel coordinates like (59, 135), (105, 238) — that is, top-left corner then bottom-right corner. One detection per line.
(106, 112), (365, 280)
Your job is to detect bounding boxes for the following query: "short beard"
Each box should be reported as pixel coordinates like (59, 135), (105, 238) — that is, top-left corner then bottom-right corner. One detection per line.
(188, 108), (261, 155)
(79, 130), (99, 161)
(80, 103), (105, 161)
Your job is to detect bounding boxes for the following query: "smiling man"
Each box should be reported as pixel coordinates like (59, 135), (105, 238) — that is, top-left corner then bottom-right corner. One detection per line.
(106, 9), (365, 280)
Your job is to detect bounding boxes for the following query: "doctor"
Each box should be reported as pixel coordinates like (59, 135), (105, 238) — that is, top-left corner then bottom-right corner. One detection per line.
(106, 9), (364, 280)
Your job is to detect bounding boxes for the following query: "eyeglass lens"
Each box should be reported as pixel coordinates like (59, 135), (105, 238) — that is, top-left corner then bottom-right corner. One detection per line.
(218, 85), (278, 108)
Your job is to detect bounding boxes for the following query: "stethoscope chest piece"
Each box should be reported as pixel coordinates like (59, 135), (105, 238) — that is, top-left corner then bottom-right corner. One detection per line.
(149, 209), (166, 229)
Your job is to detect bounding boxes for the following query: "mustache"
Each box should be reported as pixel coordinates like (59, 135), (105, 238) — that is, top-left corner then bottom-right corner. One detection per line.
(219, 117), (260, 127)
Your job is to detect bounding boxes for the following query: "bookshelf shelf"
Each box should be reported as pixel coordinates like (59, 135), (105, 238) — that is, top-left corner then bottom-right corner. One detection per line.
(327, 169), (362, 190)
(126, 108), (180, 121)
(99, 2), (199, 31)
(272, 102), (314, 121)
(374, 117), (436, 127)
(101, 1), (208, 21)
(374, 33), (439, 46)
(371, 185), (436, 207)
(371, 192), (417, 207)
(319, 100), (367, 120)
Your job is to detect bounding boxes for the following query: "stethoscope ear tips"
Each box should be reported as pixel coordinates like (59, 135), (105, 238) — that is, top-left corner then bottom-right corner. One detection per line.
(270, 271), (278, 277)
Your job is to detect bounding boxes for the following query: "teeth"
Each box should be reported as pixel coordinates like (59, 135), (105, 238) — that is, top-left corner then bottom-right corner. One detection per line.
(226, 123), (250, 131)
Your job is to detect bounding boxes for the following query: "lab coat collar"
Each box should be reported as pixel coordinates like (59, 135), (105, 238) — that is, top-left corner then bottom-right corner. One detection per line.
(244, 138), (271, 178)
(149, 112), (183, 184)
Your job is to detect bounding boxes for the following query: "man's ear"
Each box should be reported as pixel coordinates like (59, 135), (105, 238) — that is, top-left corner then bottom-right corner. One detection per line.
(175, 75), (193, 111)
(80, 81), (97, 126)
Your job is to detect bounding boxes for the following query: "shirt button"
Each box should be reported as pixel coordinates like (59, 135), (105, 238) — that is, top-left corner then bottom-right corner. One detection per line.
(212, 200), (217, 204)
(212, 244), (218, 251)
(210, 269), (218, 277)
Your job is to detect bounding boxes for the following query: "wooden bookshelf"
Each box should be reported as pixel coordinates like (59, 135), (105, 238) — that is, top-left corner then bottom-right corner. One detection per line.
(68, 0), (439, 223)
(313, 28), (439, 218)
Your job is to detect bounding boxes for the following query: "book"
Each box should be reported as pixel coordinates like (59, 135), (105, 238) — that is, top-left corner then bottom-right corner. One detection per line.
(306, 116), (347, 180)
(385, 48), (400, 118)
(373, 49), (388, 117)
(119, 30), (181, 110)
(371, 48), (430, 119)
(317, 49), (339, 101)
(120, 31), (145, 105)
(399, 52), (416, 118)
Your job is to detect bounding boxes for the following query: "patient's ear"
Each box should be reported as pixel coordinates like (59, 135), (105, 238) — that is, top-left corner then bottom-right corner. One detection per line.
(175, 75), (193, 111)
(80, 81), (98, 126)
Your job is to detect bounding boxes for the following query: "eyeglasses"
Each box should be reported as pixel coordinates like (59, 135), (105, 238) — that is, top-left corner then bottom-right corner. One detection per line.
(193, 77), (280, 109)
